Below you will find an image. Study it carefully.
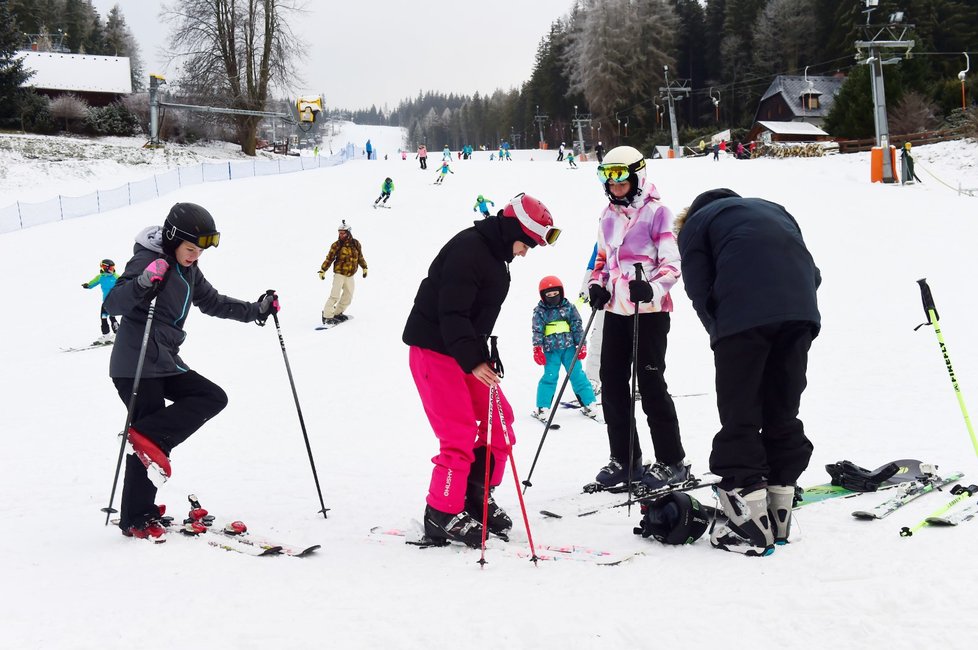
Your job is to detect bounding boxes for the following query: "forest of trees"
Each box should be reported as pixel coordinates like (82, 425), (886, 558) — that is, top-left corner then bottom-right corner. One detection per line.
(8, 0), (144, 91)
(343, 0), (977, 152)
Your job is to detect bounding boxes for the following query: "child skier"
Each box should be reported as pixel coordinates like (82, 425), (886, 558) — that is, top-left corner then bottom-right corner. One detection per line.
(472, 194), (495, 217)
(374, 177), (394, 207)
(434, 160), (454, 185)
(532, 276), (600, 423)
(103, 202), (279, 541)
(82, 258), (120, 343)
(567, 149), (578, 168)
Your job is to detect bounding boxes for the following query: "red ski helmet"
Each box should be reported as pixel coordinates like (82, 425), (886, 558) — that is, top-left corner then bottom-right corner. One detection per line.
(501, 193), (560, 247)
(538, 275), (564, 304)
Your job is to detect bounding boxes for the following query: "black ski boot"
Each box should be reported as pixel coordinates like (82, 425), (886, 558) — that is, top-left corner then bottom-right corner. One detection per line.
(423, 505), (483, 548)
(465, 449), (513, 538)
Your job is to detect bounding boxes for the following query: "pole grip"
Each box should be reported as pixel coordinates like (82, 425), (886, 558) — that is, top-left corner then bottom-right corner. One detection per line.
(917, 278), (939, 323)
(633, 262), (645, 281)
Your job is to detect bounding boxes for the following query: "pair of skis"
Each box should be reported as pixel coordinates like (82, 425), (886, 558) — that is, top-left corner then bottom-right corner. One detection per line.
(899, 483), (978, 536)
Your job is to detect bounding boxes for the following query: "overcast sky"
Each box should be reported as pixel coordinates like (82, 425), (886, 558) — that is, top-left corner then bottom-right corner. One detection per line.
(90, 1), (577, 110)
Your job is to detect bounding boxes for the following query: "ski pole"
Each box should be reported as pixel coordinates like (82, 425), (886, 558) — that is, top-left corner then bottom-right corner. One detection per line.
(625, 263), (645, 515)
(914, 279), (978, 459)
(102, 296), (158, 524)
(493, 379), (540, 565)
(521, 307), (599, 492)
(478, 337), (501, 566)
(265, 296), (329, 518)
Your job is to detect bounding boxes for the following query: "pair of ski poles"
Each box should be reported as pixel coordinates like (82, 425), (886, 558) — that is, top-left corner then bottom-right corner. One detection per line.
(477, 336), (539, 565)
(101, 290), (328, 525)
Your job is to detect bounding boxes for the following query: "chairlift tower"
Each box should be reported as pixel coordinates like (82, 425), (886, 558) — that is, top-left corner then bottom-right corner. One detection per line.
(855, 1), (914, 183)
(534, 105), (548, 148)
(659, 66), (690, 158)
(571, 105), (591, 155)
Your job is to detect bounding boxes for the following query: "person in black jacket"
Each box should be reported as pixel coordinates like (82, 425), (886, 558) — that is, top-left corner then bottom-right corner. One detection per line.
(675, 189), (820, 556)
(403, 193), (561, 548)
(104, 203), (279, 542)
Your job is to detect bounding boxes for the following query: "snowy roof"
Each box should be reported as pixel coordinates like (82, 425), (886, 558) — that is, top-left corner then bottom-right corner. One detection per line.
(18, 51), (132, 94)
(759, 75), (845, 118)
(756, 121), (829, 136)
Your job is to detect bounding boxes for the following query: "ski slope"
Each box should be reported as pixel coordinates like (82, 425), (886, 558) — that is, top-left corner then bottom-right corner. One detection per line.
(1, 123), (977, 648)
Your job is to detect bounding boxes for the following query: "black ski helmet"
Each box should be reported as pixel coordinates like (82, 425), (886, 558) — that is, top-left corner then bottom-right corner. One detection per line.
(162, 203), (220, 255)
(634, 492), (710, 545)
(100, 259), (115, 272)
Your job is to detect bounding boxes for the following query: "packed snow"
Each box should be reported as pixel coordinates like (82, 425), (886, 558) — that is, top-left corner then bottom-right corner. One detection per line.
(1, 123), (977, 648)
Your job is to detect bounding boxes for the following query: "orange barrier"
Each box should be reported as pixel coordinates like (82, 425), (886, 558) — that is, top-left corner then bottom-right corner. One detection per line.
(870, 146), (898, 183)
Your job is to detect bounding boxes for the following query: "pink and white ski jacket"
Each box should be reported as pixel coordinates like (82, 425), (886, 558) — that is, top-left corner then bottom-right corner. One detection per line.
(588, 182), (681, 316)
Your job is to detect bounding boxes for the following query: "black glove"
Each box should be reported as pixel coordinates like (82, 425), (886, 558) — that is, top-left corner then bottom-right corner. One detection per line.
(588, 284), (611, 310)
(81, 283), (89, 288)
(629, 279), (655, 304)
(255, 290), (279, 326)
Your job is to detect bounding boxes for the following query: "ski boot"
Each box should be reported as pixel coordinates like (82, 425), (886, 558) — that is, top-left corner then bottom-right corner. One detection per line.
(530, 407), (550, 423)
(465, 451), (512, 538)
(710, 485), (775, 557)
(122, 505), (168, 543)
(641, 460), (690, 491)
(127, 428), (171, 479)
(579, 404), (604, 423)
(423, 505), (483, 548)
(590, 457), (645, 490)
(767, 485), (795, 544)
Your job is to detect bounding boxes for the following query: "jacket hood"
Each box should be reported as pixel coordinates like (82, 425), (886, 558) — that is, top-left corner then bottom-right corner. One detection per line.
(135, 225), (165, 254)
(473, 215), (527, 262)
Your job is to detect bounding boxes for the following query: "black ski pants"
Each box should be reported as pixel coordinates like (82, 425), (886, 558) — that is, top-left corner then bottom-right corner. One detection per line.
(600, 311), (683, 466)
(113, 370), (227, 529)
(710, 321), (816, 490)
(419, 157), (427, 169)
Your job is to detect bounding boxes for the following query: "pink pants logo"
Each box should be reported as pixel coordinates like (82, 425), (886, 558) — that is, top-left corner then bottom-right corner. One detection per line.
(443, 469), (453, 497)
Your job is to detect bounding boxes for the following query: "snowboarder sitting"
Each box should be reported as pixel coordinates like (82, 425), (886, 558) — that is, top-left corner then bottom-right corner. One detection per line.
(531, 276), (599, 423)
(104, 202), (279, 542)
(318, 220), (368, 324)
(82, 258), (120, 343)
(472, 194), (495, 218)
(434, 160), (454, 184)
(374, 177), (394, 207)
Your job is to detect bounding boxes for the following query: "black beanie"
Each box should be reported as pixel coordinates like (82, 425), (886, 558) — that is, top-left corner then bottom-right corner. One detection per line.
(687, 188), (741, 220)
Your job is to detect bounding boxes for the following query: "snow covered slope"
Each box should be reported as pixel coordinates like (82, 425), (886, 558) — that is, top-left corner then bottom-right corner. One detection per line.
(1, 127), (976, 648)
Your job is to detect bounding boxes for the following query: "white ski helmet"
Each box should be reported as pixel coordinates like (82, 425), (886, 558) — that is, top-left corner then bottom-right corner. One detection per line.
(598, 145), (647, 207)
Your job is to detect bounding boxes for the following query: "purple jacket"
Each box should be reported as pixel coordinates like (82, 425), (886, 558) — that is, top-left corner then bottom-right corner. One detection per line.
(589, 183), (681, 316)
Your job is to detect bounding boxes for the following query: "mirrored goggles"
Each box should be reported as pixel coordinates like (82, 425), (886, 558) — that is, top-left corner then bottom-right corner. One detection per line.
(596, 164), (631, 184)
(166, 224), (221, 249)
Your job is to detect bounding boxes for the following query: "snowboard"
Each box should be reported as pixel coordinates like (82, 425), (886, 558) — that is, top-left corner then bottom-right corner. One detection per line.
(315, 315), (354, 331)
(794, 459), (924, 509)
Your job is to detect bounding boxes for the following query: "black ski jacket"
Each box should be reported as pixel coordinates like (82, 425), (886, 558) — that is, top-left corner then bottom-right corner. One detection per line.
(104, 226), (261, 378)
(402, 216), (526, 372)
(677, 197), (821, 346)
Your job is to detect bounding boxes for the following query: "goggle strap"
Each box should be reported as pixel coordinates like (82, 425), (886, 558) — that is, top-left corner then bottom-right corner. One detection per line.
(509, 194), (554, 244)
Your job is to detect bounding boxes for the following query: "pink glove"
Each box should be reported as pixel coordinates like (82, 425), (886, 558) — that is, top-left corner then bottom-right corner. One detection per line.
(137, 259), (170, 289)
(578, 344), (587, 360)
(533, 346), (546, 366)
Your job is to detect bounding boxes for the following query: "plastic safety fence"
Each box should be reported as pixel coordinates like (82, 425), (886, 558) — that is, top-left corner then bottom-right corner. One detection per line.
(1, 148), (352, 234)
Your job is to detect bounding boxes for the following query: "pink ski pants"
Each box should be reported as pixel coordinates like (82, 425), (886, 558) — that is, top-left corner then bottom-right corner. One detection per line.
(409, 346), (516, 513)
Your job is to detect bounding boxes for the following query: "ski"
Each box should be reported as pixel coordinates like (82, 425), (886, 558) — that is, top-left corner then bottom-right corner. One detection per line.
(61, 342), (113, 353)
(182, 495), (320, 557)
(542, 474), (719, 519)
(204, 522), (321, 557)
(369, 524), (641, 565)
(113, 517), (281, 556)
(530, 412), (560, 430)
(852, 467), (964, 520)
(901, 484), (978, 532)
(925, 501), (978, 526)
(372, 204), (391, 209)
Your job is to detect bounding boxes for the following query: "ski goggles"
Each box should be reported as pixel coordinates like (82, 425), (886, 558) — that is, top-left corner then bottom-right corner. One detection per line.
(165, 224), (221, 249)
(596, 163), (634, 183)
(509, 194), (561, 246)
